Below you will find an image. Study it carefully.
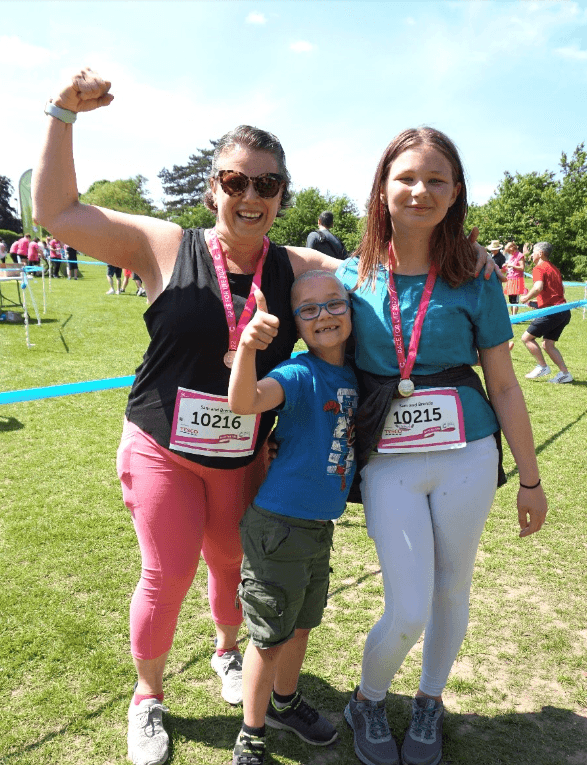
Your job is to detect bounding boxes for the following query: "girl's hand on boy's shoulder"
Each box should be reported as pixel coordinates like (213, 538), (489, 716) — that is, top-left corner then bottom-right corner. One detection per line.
(240, 290), (280, 351)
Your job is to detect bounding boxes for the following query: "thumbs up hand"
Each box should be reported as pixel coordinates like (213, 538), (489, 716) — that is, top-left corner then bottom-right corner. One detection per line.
(240, 290), (280, 351)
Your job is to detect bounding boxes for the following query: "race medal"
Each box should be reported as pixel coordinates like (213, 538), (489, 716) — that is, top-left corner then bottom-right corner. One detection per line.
(170, 387), (261, 457)
(398, 378), (415, 397)
(378, 388), (465, 454)
(208, 229), (270, 367)
(387, 244), (437, 392)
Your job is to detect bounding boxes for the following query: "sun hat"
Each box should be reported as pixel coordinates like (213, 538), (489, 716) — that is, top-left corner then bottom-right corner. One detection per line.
(486, 240), (503, 252)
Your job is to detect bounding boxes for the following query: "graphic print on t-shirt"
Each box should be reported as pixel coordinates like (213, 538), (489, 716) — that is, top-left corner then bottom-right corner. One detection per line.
(324, 387), (358, 491)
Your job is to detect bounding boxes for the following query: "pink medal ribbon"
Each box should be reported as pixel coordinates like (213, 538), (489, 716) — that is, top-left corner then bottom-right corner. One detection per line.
(208, 229), (270, 368)
(387, 243), (438, 397)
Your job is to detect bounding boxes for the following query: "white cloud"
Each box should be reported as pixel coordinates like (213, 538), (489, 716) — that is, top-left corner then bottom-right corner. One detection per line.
(555, 43), (587, 61)
(0, 35), (59, 68)
(290, 40), (315, 53)
(246, 12), (266, 25)
(405, 17), (416, 26)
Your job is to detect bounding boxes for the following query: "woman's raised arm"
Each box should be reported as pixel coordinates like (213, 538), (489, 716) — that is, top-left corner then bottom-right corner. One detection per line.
(32, 68), (182, 300)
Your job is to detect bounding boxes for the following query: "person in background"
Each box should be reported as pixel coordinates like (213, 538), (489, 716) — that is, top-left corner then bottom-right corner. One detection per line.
(519, 242), (573, 383)
(49, 236), (62, 277)
(106, 264), (122, 295)
(27, 236), (41, 274)
(15, 233), (31, 264)
(306, 211), (348, 260)
(65, 244), (79, 279)
(9, 239), (19, 263)
(503, 241), (525, 314)
(0, 239), (7, 264)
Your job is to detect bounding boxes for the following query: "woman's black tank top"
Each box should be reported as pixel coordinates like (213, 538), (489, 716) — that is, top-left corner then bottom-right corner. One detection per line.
(125, 228), (297, 469)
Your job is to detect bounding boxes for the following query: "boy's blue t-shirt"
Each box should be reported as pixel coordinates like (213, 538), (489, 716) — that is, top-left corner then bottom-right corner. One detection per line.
(336, 258), (514, 443)
(254, 352), (358, 521)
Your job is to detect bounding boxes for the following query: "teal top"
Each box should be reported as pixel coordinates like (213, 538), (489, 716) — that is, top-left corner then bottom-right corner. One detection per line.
(336, 258), (514, 443)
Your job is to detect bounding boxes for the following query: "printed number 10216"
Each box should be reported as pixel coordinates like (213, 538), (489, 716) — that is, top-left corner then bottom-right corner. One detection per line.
(192, 412), (242, 429)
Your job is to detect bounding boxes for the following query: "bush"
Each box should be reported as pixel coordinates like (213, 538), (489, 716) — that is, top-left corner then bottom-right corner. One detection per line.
(0, 229), (21, 248)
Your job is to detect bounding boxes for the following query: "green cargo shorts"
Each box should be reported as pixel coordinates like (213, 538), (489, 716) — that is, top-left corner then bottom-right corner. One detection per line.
(238, 503), (334, 649)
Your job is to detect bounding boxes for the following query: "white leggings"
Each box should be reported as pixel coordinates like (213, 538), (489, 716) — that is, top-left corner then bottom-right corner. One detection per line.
(359, 436), (498, 700)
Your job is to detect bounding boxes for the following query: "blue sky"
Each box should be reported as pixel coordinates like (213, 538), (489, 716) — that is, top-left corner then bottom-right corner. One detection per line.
(2, 0), (587, 216)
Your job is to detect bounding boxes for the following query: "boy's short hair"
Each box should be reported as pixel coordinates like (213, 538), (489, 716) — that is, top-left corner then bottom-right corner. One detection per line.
(290, 270), (348, 309)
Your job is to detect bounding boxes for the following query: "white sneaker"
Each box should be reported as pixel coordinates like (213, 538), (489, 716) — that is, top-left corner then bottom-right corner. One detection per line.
(127, 696), (169, 765)
(549, 371), (573, 384)
(525, 365), (551, 379)
(105, 288), (115, 295)
(211, 649), (243, 705)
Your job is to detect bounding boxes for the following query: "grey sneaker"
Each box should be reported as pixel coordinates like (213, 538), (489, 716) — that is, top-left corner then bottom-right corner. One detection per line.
(265, 691), (338, 745)
(548, 371), (573, 384)
(127, 696), (169, 765)
(401, 697), (444, 765)
(525, 364), (551, 379)
(344, 686), (398, 765)
(211, 649), (243, 705)
(232, 729), (265, 765)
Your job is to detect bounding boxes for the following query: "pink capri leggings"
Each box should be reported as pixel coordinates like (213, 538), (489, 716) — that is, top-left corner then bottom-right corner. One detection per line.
(116, 418), (267, 660)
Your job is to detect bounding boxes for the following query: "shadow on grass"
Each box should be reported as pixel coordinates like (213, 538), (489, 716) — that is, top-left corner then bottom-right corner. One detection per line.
(4, 669), (586, 765)
(0, 415), (24, 432)
(165, 673), (587, 765)
(506, 406), (587, 481)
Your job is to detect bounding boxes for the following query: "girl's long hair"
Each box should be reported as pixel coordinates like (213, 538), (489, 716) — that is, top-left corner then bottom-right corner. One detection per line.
(356, 127), (476, 290)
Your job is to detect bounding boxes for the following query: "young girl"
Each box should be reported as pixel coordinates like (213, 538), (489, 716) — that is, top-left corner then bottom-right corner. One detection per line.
(338, 128), (547, 765)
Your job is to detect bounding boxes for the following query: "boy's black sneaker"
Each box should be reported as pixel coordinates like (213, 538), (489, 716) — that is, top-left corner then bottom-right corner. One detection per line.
(232, 729), (265, 765)
(265, 691), (338, 745)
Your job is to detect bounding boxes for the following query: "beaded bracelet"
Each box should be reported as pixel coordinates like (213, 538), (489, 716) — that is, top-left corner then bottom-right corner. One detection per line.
(519, 479), (541, 489)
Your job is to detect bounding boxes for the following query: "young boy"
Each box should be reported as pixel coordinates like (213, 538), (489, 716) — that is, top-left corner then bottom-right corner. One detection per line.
(227, 270), (358, 765)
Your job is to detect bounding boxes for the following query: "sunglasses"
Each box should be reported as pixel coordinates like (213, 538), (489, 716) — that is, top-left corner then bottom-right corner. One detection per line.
(293, 299), (351, 321)
(215, 170), (284, 199)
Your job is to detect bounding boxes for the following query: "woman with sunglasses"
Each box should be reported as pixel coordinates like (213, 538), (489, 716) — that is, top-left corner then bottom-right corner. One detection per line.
(338, 128), (547, 765)
(32, 68), (344, 765)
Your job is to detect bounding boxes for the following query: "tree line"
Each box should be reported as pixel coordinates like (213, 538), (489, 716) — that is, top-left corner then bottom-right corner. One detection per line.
(3, 141), (587, 278)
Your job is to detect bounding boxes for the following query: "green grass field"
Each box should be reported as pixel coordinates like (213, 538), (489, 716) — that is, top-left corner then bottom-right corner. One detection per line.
(1, 263), (586, 765)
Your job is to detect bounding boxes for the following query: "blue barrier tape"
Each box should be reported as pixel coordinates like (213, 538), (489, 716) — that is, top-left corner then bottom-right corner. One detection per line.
(509, 300), (587, 324)
(0, 376), (136, 405)
(47, 258), (107, 265)
(1, 303), (585, 405)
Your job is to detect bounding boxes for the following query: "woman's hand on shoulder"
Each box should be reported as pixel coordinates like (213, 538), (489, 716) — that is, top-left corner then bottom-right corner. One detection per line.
(518, 483), (548, 537)
(54, 67), (114, 113)
(286, 246), (340, 278)
(469, 227), (498, 280)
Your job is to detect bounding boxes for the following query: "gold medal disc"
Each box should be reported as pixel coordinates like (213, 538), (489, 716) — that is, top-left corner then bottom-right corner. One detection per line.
(224, 351), (236, 368)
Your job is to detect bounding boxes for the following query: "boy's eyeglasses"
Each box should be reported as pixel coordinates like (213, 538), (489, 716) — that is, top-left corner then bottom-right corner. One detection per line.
(215, 170), (284, 199)
(293, 299), (350, 321)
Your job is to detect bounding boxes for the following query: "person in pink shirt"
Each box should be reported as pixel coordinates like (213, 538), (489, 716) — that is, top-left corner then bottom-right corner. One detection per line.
(49, 237), (62, 277)
(27, 237), (41, 274)
(9, 240), (19, 263)
(16, 234), (31, 263)
(502, 241), (525, 315)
